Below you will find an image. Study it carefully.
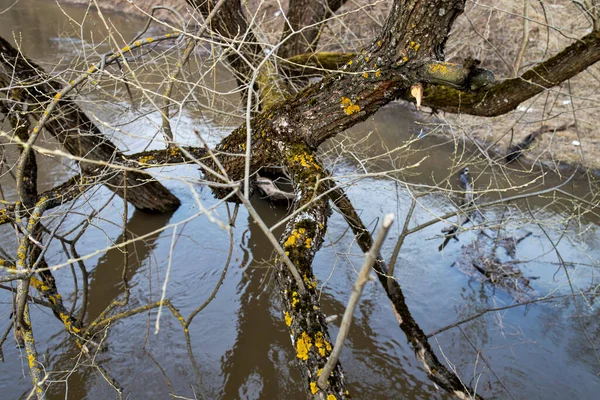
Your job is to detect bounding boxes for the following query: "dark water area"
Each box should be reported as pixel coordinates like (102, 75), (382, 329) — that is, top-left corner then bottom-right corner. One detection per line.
(0, 1), (599, 399)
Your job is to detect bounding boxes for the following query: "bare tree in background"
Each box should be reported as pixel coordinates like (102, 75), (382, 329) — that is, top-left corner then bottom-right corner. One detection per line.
(0, 0), (599, 398)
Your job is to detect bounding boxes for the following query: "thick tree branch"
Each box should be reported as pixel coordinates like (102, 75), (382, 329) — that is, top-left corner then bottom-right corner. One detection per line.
(0, 35), (181, 213)
(419, 31), (600, 116)
(275, 143), (348, 399)
(281, 52), (356, 75)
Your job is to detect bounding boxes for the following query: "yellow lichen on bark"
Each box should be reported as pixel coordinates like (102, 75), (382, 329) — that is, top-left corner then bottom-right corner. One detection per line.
(314, 331), (332, 357)
(289, 153), (321, 170)
(341, 97), (360, 115)
(291, 291), (299, 307)
(296, 331), (313, 360)
(310, 381), (319, 394)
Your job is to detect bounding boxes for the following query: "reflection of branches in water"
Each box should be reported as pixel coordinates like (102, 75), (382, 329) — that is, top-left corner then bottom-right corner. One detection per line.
(428, 292), (591, 338)
(525, 198), (600, 369)
(0, 0), (599, 398)
(456, 230), (535, 303)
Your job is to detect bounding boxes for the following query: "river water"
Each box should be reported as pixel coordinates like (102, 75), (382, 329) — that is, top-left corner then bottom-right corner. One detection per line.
(0, 1), (599, 399)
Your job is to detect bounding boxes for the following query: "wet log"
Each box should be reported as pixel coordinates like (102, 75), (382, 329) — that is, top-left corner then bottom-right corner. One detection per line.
(0, 35), (180, 213)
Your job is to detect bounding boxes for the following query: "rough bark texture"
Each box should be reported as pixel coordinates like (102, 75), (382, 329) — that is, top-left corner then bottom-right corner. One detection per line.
(209, 0), (468, 188)
(0, 36), (181, 213)
(282, 52), (356, 75)
(187, 0), (264, 86)
(274, 143), (347, 398)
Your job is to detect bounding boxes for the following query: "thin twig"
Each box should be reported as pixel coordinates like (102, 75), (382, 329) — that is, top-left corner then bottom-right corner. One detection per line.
(318, 213), (394, 389)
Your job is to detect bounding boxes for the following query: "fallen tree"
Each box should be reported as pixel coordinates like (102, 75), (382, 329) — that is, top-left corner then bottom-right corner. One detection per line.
(2, 0), (600, 398)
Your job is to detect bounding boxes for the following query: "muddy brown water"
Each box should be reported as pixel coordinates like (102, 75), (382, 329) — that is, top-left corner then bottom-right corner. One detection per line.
(1, 1), (599, 399)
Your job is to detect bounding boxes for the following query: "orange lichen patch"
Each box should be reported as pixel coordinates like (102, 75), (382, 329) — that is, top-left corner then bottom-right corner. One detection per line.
(314, 331), (332, 357)
(327, 395), (336, 400)
(291, 291), (299, 308)
(30, 277), (51, 294)
(289, 152), (321, 170)
(340, 97), (361, 115)
(284, 230), (299, 248)
(30, 277), (81, 334)
(428, 62), (451, 75)
(27, 352), (36, 369)
(303, 274), (317, 290)
(146, 37), (154, 43)
(296, 331), (312, 360)
(285, 311), (292, 326)
(305, 237), (313, 248)
(375, 69), (381, 78)
(139, 155), (155, 164)
(310, 382), (319, 394)
(60, 313), (81, 333)
(363, 72), (369, 78)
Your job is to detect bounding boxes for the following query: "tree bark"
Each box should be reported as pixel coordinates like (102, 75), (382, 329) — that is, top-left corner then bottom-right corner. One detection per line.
(0, 36), (181, 213)
(274, 143), (348, 398)
(208, 0), (467, 188)
(419, 31), (600, 116)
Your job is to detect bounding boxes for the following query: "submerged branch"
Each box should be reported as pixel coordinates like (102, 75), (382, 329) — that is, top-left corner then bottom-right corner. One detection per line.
(327, 184), (482, 399)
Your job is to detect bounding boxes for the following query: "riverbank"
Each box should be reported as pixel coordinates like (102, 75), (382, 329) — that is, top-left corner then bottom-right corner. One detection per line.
(54, 0), (600, 172)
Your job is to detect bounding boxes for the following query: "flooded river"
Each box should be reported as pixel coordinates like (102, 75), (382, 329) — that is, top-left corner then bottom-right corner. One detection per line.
(0, 1), (599, 399)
